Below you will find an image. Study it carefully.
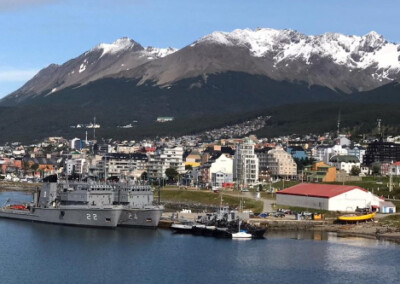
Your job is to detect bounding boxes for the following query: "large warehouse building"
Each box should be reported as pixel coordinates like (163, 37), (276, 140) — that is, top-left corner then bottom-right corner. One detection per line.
(276, 183), (382, 212)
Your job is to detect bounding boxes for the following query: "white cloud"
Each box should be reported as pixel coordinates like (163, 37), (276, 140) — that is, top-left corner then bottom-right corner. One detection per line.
(0, 69), (38, 82)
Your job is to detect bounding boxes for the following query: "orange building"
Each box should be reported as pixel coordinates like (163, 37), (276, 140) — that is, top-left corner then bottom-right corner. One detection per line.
(305, 161), (336, 182)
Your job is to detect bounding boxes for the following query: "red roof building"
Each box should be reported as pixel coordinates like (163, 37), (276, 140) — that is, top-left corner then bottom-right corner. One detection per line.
(276, 183), (381, 212)
(277, 183), (367, 199)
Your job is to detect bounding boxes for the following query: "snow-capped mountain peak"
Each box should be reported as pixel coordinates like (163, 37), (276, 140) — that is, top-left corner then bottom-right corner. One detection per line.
(94, 37), (141, 57)
(194, 28), (400, 72)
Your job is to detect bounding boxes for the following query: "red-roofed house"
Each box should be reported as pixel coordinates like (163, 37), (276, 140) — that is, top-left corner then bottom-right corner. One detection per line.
(276, 183), (381, 212)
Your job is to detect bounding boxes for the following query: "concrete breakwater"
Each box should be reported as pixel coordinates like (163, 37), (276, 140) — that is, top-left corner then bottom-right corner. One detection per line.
(247, 218), (328, 230)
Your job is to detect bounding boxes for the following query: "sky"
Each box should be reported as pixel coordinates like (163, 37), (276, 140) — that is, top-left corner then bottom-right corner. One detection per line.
(0, 0), (399, 98)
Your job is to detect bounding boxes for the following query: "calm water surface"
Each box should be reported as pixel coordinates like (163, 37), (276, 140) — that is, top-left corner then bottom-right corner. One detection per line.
(0, 192), (399, 284)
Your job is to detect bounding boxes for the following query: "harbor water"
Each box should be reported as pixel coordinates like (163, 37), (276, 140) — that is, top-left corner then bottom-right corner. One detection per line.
(0, 192), (399, 284)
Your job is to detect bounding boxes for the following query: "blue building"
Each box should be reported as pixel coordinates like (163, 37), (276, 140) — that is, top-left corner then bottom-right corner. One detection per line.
(287, 146), (308, 160)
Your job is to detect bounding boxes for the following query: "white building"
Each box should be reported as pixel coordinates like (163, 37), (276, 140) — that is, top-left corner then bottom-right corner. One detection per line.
(70, 138), (81, 150)
(329, 155), (360, 174)
(147, 146), (185, 179)
(313, 145), (348, 164)
(276, 183), (382, 212)
(212, 171), (233, 187)
(65, 158), (88, 175)
(210, 154), (233, 178)
(160, 146), (185, 174)
(233, 138), (259, 185)
(208, 154), (233, 187)
(104, 153), (148, 178)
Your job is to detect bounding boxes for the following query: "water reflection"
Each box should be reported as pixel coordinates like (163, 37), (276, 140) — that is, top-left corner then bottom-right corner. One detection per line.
(0, 192), (399, 283)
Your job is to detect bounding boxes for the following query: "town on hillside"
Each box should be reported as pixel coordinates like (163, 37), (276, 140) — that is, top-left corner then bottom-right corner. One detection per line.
(1, 127), (400, 207)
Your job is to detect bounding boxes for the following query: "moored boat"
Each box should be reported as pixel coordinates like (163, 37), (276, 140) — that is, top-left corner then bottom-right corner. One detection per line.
(337, 212), (376, 222)
(171, 221), (194, 233)
(231, 231), (252, 239)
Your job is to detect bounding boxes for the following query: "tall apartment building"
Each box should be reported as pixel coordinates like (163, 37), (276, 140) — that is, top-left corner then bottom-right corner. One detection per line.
(255, 147), (272, 171)
(147, 146), (185, 179)
(267, 147), (297, 178)
(233, 138), (259, 185)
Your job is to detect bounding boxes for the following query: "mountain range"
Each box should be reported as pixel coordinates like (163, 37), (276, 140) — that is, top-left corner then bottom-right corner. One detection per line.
(1, 28), (400, 142)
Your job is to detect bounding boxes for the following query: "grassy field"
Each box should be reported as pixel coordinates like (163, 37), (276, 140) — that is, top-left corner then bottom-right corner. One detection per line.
(325, 176), (400, 201)
(160, 189), (264, 213)
(379, 215), (400, 228)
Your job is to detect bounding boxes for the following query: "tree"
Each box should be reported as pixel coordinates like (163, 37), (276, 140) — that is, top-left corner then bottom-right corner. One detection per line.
(140, 171), (148, 181)
(165, 168), (179, 182)
(372, 163), (381, 176)
(185, 165), (193, 171)
(30, 163), (39, 171)
(350, 166), (361, 176)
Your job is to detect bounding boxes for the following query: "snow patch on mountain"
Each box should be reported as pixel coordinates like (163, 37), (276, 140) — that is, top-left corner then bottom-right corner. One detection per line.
(144, 47), (177, 58)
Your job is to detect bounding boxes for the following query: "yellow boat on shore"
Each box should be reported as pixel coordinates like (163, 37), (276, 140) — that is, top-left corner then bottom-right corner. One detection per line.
(337, 212), (376, 222)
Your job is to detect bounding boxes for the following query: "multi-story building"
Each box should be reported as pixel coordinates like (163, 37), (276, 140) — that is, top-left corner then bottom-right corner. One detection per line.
(65, 158), (88, 176)
(364, 140), (400, 166)
(287, 146), (308, 160)
(212, 171), (233, 187)
(345, 145), (366, 164)
(313, 144), (348, 164)
(267, 147), (297, 178)
(160, 146), (185, 174)
(147, 146), (185, 179)
(304, 161), (336, 182)
(233, 138), (259, 185)
(103, 153), (148, 178)
(255, 147), (272, 171)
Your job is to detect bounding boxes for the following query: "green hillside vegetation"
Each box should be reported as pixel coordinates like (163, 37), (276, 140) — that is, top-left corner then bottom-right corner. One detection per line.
(0, 72), (400, 143)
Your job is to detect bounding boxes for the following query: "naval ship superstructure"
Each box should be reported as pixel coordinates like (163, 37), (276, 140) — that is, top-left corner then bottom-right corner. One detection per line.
(0, 180), (163, 228)
(0, 182), (122, 228)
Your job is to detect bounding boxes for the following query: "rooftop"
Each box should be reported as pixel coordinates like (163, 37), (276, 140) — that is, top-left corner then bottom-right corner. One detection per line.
(277, 183), (367, 199)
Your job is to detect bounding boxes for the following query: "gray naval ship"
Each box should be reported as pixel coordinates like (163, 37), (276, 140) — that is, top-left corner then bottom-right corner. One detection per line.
(0, 179), (163, 228)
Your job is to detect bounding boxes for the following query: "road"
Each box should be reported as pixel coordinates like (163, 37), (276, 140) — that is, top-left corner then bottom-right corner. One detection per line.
(222, 191), (275, 212)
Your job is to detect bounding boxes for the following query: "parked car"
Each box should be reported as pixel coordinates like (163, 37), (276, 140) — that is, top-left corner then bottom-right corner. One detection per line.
(278, 208), (291, 215)
(300, 212), (313, 220)
(274, 212), (286, 218)
(259, 212), (269, 218)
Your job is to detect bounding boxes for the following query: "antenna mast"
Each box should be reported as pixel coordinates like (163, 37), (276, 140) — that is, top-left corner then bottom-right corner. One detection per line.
(93, 116), (96, 141)
(377, 118), (382, 138)
(337, 109), (341, 138)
